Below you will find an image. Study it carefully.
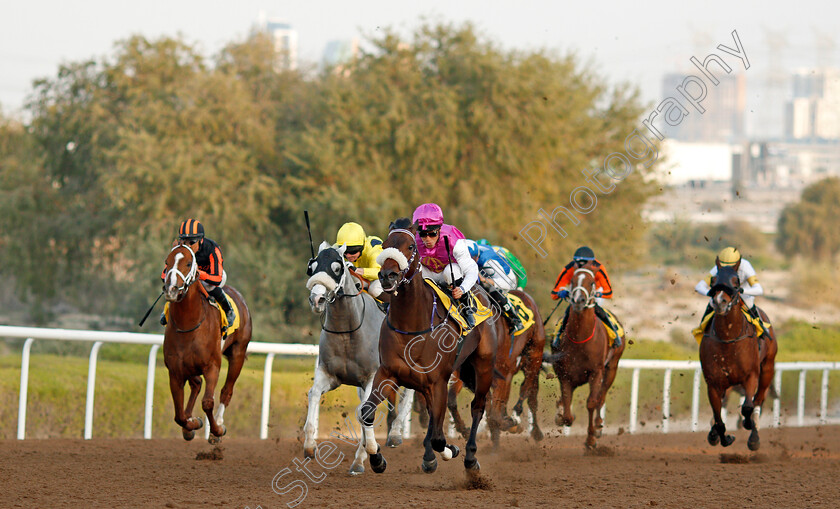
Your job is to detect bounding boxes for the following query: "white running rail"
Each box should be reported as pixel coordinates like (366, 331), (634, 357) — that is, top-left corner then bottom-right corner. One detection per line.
(3, 326), (838, 439)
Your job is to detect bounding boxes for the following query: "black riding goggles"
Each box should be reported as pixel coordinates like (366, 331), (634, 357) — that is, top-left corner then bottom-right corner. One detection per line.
(344, 246), (364, 256)
(180, 237), (201, 245)
(419, 229), (440, 238)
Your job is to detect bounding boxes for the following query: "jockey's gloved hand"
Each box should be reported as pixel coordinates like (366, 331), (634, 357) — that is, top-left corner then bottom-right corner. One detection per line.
(595, 292), (602, 298)
(558, 290), (569, 299)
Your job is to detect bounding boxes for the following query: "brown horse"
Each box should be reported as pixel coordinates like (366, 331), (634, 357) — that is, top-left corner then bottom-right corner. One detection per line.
(447, 289), (546, 447)
(700, 260), (777, 450)
(162, 244), (252, 443)
(358, 218), (498, 474)
(547, 263), (625, 448)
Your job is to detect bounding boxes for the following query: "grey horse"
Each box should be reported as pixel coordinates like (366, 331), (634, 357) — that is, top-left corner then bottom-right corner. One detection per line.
(304, 241), (414, 475)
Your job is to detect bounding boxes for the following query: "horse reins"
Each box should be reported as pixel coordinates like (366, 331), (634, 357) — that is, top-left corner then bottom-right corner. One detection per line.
(165, 246), (208, 333)
(319, 262), (368, 335)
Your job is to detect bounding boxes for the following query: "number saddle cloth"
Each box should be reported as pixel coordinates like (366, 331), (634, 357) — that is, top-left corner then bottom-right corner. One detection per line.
(163, 293), (241, 340)
(425, 279), (493, 336)
(553, 306), (624, 346)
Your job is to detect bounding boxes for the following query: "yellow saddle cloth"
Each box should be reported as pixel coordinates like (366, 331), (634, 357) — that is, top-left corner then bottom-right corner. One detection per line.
(163, 293), (241, 337)
(692, 305), (769, 344)
(553, 307), (625, 346)
(425, 279), (493, 336)
(507, 294), (536, 336)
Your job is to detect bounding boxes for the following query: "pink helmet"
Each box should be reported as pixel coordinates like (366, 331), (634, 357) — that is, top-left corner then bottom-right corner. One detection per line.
(412, 203), (444, 229)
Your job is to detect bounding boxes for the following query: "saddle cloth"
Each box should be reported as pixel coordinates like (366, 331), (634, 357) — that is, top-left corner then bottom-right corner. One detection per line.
(425, 279), (493, 335)
(507, 293), (535, 336)
(163, 294), (241, 338)
(553, 307), (624, 347)
(692, 305), (769, 344)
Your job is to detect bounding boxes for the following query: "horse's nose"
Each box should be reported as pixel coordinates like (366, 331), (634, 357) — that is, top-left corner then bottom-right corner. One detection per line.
(309, 293), (325, 313)
(379, 269), (398, 291)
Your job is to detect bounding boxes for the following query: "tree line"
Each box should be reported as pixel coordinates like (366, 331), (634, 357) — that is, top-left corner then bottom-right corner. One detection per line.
(0, 22), (662, 339)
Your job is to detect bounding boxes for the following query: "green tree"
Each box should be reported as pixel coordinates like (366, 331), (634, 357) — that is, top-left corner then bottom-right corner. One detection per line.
(777, 177), (840, 261)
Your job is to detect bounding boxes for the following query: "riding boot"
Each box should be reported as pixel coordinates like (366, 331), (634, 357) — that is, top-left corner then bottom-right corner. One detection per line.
(160, 311), (167, 326)
(209, 286), (236, 326)
(552, 306), (572, 349)
(595, 305), (622, 348)
(457, 293), (476, 329)
(489, 288), (525, 333)
(749, 305), (769, 340)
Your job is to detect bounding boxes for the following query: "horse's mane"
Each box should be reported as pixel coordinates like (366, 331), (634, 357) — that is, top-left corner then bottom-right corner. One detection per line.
(389, 217), (414, 230)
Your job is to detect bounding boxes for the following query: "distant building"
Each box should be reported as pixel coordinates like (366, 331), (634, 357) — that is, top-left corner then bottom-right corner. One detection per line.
(784, 68), (840, 140)
(257, 13), (298, 71)
(660, 72), (746, 143)
(322, 39), (359, 68)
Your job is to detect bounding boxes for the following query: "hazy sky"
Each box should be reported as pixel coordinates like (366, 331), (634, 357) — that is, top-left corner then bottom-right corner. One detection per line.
(1, 0), (836, 123)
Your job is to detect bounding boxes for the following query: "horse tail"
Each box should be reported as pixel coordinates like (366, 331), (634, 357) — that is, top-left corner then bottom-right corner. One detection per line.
(542, 351), (566, 365)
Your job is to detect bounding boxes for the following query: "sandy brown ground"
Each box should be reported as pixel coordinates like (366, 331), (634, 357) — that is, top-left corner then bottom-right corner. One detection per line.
(1, 426), (838, 508)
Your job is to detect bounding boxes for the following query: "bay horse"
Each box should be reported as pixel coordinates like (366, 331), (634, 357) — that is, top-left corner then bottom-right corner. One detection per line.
(547, 262), (625, 449)
(162, 243), (252, 443)
(700, 259), (777, 450)
(447, 289), (546, 447)
(358, 218), (498, 474)
(304, 241), (414, 475)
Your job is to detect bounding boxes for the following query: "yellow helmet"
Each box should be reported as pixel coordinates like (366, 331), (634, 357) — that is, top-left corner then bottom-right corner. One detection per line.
(336, 222), (366, 248)
(717, 247), (741, 266)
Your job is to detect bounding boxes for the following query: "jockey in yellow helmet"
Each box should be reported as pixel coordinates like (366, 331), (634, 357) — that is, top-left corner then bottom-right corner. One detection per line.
(694, 246), (769, 338)
(335, 222), (385, 299)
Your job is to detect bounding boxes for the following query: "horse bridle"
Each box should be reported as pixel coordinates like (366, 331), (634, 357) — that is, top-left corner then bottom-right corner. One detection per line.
(164, 245), (206, 333)
(384, 228), (419, 289)
(570, 268), (597, 309)
(315, 257), (367, 334)
(164, 245), (198, 300)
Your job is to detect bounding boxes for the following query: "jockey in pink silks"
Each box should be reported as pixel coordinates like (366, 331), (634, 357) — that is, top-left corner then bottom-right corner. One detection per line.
(412, 203), (480, 328)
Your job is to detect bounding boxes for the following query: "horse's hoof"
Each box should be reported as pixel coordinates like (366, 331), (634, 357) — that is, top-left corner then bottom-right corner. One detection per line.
(303, 447), (315, 459)
(720, 434), (736, 447)
(208, 435), (221, 445)
(421, 458), (438, 474)
(385, 435), (402, 448)
(370, 453), (387, 474)
(748, 431), (760, 451)
(441, 444), (459, 461)
(464, 458), (480, 471)
(182, 429), (196, 441)
(532, 427), (545, 442)
(349, 464), (365, 476)
(707, 428), (720, 446)
(585, 440), (597, 450)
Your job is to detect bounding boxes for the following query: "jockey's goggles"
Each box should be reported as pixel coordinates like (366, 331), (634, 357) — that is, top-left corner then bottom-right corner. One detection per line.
(419, 228), (440, 238)
(180, 237), (201, 245)
(344, 246), (363, 256)
(574, 258), (591, 267)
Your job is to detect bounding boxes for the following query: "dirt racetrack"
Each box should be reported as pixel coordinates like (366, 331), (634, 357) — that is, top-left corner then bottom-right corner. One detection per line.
(2, 426), (838, 508)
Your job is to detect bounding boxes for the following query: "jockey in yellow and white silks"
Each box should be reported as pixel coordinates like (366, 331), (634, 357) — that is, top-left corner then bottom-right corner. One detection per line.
(335, 222), (385, 299)
(694, 246), (769, 338)
(412, 203), (480, 328)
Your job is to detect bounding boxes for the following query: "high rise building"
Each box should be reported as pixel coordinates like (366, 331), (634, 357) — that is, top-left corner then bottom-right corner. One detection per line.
(785, 68), (840, 140)
(257, 12), (298, 71)
(660, 72), (746, 143)
(322, 39), (360, 68)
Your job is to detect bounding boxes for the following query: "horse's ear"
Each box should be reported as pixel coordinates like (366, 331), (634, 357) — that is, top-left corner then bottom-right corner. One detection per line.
(733, 258), (741, 272)
(411, 220), (420, 233)
(388, 221), (396, 231)
(318, 240), (331, 253)
(337, 243), (347, 257)
(715, 256), (721, 271)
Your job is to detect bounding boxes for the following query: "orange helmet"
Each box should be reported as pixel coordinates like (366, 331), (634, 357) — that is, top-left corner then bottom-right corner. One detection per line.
(179, 219), (204, 240)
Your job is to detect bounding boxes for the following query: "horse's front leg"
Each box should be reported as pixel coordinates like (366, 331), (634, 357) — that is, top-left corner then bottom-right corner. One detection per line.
(349, 377), (374, 475)
(447, 378), (469, 439)
(304, 361), (339, 459)
(182, 376), (204, 440)
(201, 363), (225, 443)
(360, 370), (397, 474)
(585, 370), (605, 448)
(707, 384), (735, 447)
(387, 388), (414, 448)
(425, 381), (460, 473)
(556, 375), (575, 427)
